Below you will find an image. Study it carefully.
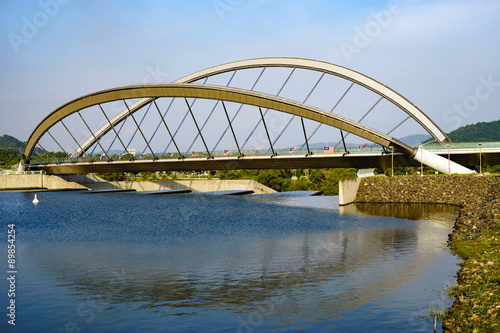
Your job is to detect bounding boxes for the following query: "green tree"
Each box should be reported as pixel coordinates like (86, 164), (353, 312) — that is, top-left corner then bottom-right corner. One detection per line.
(0, 148), (20, 169)
(96, 172), (128, 181)
(255, 169), (292, 192)
(308, 169), (325, 186)
(282, 178), (312, 192)
(318, 168), (358, 195)
(218, 170), (242, 180)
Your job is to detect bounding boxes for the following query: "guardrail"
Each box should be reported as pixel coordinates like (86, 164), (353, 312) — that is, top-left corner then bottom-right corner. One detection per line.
(27, 142), (500, 166)
(28, 146), (388, 165)
(414, 142), (500, 150)
(0, 170), (46, 175)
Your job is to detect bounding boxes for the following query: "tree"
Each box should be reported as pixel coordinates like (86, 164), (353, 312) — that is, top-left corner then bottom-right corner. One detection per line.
(96, 172), (128, 181)
(319, 168), (358, 195)
(0, 148), (20, 169)
(255, 169), (292, 192)
(216, 167), (359, 195)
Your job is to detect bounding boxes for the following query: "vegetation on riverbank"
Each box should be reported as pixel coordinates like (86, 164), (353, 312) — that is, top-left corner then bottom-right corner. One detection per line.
(445, 223), (500, 331)
(218, 168), (358, 194)
(96, 168), (359, 195)
(0, 148), (20, 169)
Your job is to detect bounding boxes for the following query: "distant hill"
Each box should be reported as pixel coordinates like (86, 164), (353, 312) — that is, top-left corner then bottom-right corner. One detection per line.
(446, 119), (500, 142)
(422, 119), (500, 143)
(0, 135), (25, 153)
(399, 134), (431, 145)
(308, 141), (361, 148)
(0, 134), (44, 156)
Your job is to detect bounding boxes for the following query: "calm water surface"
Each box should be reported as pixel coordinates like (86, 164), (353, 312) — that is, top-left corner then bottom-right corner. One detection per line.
(0, 191), (460, 332)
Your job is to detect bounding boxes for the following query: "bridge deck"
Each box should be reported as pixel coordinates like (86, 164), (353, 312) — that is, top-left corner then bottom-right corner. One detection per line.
(29, 146), (500, 174)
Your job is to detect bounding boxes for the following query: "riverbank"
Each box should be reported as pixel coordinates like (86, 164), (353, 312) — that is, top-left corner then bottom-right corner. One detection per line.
(0, 174), (276, 194)
(354, 175), (500, 332)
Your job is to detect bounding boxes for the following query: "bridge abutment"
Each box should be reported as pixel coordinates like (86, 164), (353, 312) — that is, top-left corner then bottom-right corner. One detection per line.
(338, 178), (361, 206)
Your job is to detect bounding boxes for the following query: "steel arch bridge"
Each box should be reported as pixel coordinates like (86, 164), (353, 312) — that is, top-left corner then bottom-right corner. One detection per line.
(20, 58), (472, 175)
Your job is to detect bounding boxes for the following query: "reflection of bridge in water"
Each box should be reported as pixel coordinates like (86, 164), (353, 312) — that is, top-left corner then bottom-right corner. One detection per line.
(20, 58), (497, 175)
(24, 201), (457, 324)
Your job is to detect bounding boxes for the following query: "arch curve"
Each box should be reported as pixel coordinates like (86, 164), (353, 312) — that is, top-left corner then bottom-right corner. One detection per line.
(68, 58), (451, 160)
(21, 83), (414, 166)
(179, 57), (450, 144)
(69, 58), (449, 160)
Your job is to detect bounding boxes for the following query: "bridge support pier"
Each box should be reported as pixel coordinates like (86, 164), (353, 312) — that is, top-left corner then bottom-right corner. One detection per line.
(17, 162), (27, 172)
(412, 147), (474, 175)
(339, 178), (361, 206)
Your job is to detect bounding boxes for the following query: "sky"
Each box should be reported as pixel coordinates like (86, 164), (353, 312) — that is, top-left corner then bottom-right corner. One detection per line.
(1, 0), (499, 145)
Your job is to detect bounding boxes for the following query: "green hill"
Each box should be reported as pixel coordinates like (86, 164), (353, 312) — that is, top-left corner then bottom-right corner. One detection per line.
(0, 135), (25, 152)
(399, 134), (431, 145)
(446, 120), (500, 142)
(423, 119), (500, 143)
(0, 135), (26, 169)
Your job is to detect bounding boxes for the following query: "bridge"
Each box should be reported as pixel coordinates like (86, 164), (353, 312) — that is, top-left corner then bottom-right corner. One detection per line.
(19, 58), (494, 175)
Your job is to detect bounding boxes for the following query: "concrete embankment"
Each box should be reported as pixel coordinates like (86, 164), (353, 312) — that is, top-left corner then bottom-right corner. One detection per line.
(0, 174), (87, 190)
(0, 174), (275, 194)
(342, 175), (500, 331)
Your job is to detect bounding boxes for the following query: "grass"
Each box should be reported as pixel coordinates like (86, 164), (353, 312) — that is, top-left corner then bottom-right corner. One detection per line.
(424, 305), (446, 320)
(445, 222), (500, 331)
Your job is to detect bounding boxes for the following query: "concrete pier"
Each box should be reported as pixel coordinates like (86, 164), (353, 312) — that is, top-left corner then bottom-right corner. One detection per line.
(338, 178), (361, 206)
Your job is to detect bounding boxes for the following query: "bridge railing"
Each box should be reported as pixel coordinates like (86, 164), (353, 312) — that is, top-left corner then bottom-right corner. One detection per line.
(28, 145), (389, 165)
(0, 170), (46, 175)
(412, 142), (500, 150)
(27, 142), (500, 166)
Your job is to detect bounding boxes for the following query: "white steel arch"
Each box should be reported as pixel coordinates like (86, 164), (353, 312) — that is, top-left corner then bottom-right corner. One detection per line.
(71, 58), (450, 159)
(21, 83), (414, 167)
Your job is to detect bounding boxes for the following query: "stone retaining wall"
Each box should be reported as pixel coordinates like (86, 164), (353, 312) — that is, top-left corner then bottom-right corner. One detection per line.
(355, 175), (500, 239)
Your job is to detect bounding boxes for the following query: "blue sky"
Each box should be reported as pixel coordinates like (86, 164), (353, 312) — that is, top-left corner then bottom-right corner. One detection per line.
(1, 0), (499, 143)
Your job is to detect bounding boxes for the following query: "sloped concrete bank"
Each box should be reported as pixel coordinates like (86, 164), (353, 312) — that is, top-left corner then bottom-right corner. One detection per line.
(0, 174), (276, 194)
(354, 175), (500, 331)
(59, 175), (275, 194)
(0, 174), (87, 190)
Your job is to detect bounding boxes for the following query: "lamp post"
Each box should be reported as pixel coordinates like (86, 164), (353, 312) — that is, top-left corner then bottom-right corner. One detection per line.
(390, 146), (394, 177)
(446, 144), (450, 175)
(479, 143), (482, 174)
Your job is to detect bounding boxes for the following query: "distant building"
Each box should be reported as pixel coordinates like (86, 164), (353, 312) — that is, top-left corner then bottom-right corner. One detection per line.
(127, 148), (136, 156)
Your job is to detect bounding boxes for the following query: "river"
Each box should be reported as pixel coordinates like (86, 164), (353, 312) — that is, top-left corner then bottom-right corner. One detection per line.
(0, 191), (460, 332)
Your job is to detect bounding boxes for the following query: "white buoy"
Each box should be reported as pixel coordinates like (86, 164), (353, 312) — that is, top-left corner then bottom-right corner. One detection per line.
(32, 194), (39, 205)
